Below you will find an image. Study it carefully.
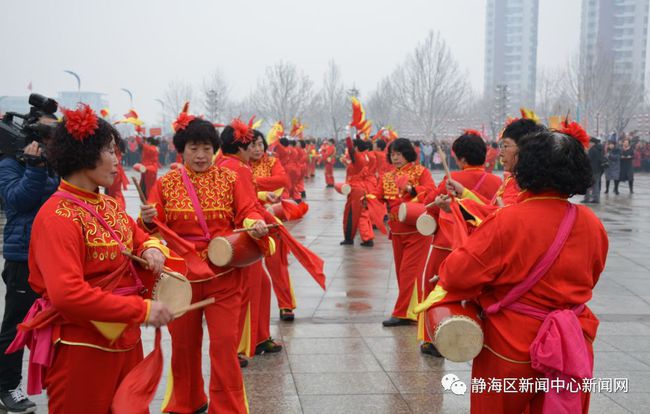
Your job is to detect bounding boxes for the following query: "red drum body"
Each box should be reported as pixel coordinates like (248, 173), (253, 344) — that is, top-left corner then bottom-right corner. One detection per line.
(334, 182), (351, 195)
(267, 203), (288, 222)
(207, 233), (263, 268)
(398, 202), (426, 226)
(425, 301), (484, 362)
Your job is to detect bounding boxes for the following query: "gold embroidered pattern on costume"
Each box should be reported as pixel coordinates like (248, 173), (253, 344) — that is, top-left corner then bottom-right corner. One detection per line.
(160, 165), (236, 221)
(55, 196), (133, 261)
(251, 156), (276, 178)
(382, 163), (425, 200)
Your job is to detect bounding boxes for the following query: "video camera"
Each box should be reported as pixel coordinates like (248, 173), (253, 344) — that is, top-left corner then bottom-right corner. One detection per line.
(0, 93), (58, 163)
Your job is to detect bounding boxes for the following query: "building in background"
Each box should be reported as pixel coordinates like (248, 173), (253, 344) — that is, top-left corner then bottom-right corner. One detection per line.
(484, 0), (539, 113)
(580, 0), (649, 91)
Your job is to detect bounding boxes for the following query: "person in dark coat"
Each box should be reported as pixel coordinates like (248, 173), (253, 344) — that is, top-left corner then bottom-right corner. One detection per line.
(584, 137), (605, 203)
(618, 139), (634, 194)
(605, 141), (621, 195)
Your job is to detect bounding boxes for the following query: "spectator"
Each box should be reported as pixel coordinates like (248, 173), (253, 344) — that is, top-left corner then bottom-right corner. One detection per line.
(583, 137), (605, 204)
(604, 141), (621, 195)
(0, 139), (59, 413)
(422, 141), (433, 169)
(618, 139), (634, 194)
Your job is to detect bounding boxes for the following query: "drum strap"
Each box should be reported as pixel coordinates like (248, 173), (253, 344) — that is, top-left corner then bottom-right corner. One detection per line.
(180, 168), (211, 242)
(471, 172), (488, 193)
(54, 191), (144, 292)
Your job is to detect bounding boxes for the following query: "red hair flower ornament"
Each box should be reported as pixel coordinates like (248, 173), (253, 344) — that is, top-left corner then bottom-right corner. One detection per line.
(231, 118), (254, 144)
(172, 101), (196, 132)
(559, 121), (589, 149)
(62, 104), (99, 141)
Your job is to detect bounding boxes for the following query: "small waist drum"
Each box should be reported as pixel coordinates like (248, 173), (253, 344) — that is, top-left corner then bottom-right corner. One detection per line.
(425, 301), (484, 362)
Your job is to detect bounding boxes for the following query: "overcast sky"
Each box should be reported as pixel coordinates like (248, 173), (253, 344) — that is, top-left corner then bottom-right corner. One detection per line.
(1, 0), (581, 122)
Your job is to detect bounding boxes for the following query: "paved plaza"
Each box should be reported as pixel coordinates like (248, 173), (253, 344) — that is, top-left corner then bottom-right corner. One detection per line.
(1, 168), (649, 413)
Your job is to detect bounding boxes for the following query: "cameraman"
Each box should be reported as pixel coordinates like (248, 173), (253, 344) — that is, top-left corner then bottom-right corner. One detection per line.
(0, 139), (58, 413)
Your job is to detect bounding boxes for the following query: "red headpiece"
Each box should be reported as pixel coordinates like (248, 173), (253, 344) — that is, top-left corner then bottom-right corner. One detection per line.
(62, 104), (99, 142)
(231, 117), (254, 144)
(463, 129), (483, 138)
(559, 121), (589, 148)
(172, 101), (196, 132)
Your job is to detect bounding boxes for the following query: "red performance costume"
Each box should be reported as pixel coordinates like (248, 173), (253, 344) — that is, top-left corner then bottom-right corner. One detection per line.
(216, 153), (275, 359)
(371, 159), (436, 321)
(438, 193), (607, 413)
(10, 180), (160, 413)
(144, 162), (263, 413)
(319, 141), (336, 187)
(137, 140), (160, 198)
(251, 155), (298, 313)
(418, 166), (501, 342)
(341, 140), (374, 244)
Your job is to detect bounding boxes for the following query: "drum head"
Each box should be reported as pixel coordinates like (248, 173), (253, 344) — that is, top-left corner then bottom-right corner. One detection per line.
(207, 237), (233, 267)
(398, 203), (408, 222)
(152, 273), (192, 316)
(433, 317), (484, 362)
(416, 214), (438, 236)
(341, 184), (351, 195)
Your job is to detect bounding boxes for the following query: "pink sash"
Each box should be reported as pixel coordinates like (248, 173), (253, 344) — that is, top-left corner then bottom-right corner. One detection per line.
(485, 203), (591, 414)
(6, 190), (144, 395)
(471, 172), (488, 193)
(180, 168), (211, 242)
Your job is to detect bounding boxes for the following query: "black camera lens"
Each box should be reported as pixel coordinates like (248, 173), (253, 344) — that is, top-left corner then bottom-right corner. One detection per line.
(28, 94), (58, 115)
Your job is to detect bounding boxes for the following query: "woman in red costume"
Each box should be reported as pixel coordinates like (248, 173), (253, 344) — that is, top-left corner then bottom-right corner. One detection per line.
(135, 136), (160, 198)
(7, 105), (173, 413)
(250, 132), (299, 322)
(425, 127), (607, 413)
(320, 138), (337, 187)
(340, 138), (375, 246)
(216, 122), (282, 363)
(104, 139), (129, 209)
(140, 112), (269, 414)
(418, 131), (502, 355)
(368, 138), (436, 326)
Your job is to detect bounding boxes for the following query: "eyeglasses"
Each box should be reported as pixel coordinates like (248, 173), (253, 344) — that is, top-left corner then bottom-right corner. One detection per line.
(499, 143), (517, 150)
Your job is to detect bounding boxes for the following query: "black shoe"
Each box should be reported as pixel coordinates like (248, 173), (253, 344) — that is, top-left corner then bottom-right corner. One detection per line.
(238, 354), (248, 368)
(326, 184), (334, 188)
(280, 308), (295, 322)
(382, 317), (413, 327)
(300, 191), (306, 198)
(255, 338), (283, 355)
(340, 239), (354, 245)
(0, 386), (36, 413)
(420, 342), (443, 357)
(192, 403), (209, 414)
(360, 240), (374, 247)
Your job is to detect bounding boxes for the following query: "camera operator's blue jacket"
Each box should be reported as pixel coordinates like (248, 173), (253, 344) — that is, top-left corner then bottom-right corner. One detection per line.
(0, 157), (59, 261)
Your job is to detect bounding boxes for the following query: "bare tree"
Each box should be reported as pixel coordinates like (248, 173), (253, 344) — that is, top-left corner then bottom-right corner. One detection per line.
(163, 80), (194, 120)
(202, 70), (229, 122)
(367, 77), (396, 129)
(536, 68), (567, 122)
(316, 60), (347, 139)
(607, 80), (643, 134)
(389, 31), (469, 139)
(252, 61), (314, 126)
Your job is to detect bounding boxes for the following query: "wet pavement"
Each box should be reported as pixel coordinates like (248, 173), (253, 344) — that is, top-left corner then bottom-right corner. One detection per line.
(1, 168), (649, 413)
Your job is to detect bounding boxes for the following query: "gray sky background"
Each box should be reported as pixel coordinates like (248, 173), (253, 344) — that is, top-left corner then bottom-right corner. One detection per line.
(1, 0), (581, 123)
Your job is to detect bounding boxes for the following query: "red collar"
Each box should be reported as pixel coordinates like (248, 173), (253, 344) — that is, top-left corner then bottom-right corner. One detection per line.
(59, 180), (101, 203)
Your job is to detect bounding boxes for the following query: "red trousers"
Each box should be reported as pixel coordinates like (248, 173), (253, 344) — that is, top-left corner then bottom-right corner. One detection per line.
(390, 230), (433, 320)
(471, 347), (592, 414)
(264, 235), (296, 310)
(343, 187), (374, 242)
(325, 163), (335, 186)
(44, 342), (143, 413)
(162, 271), (247, 414)
(238, 261), (272, 358)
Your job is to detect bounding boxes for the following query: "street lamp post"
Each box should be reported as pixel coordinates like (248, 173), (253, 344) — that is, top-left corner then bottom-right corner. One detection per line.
(63, 70), (81, 103)
(121, 88), (134, 108)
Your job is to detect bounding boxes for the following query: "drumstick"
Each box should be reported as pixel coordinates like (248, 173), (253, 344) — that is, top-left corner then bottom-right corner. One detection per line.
(429, 275), (440, 284)
(121, 251), (187, 282)
(436, 146), (452, 180)
(173, 297), (215, 317)
(232, 223), (280, 233)
(131, 176), (148, 204)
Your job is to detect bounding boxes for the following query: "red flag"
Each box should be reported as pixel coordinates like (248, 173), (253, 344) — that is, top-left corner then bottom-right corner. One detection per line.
(111, 328), (163, 414)
(276, 226), (326, 290)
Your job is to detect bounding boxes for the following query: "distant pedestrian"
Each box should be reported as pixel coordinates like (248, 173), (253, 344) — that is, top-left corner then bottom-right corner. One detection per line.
(618, 139), (634, 194)
(604, 141), (621, 195)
